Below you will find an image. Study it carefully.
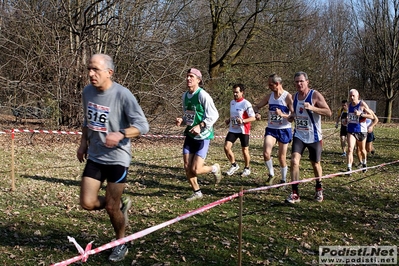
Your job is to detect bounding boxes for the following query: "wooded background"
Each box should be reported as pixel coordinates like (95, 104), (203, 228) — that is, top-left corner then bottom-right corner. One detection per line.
(0, 0), (398, 129)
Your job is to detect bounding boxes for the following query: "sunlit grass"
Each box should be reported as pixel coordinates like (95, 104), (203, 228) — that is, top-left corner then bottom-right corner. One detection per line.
(0, 122), (398, 265)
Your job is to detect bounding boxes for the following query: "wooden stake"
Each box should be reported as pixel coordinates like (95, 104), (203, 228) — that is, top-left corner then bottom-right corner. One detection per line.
(237, 187), (243, 266)
(11, 129), (15, 191)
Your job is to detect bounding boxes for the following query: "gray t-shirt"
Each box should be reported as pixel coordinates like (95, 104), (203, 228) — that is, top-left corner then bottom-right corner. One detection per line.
(82, 82), (149, 167)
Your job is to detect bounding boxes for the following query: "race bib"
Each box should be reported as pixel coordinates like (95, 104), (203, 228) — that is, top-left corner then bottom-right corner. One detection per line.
(230, 116), (240, 128)
(183, 110), (196, 126)
(295, 116), (309, 130)
(269, 111), (283, 125)
(87, 102), (109, 132)
(347, 113), (358, 123)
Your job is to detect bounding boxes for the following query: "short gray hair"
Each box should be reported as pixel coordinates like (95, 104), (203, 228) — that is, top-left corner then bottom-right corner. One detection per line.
(294, 71), (308, 80)
(269, 73), (282, 84)
(92, 53), (115, 71)
(349, 89), (359, 96)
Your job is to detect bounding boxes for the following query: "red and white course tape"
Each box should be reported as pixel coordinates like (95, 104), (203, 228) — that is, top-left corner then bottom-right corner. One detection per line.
(1, 127), (337, 139)
(3, 129), (263, 139)
(8, 129), (82, 135)
(3, 126), (391, 265)
(51, 193), (240, 266)
(51, 159), (399, 265)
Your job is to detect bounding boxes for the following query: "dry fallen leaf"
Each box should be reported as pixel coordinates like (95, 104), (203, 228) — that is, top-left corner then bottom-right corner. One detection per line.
(301, 242), (311, 249)
(284, 246), (289, 256)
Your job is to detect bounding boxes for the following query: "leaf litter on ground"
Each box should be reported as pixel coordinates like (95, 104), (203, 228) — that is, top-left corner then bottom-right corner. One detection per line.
(0, 121), (398, 265)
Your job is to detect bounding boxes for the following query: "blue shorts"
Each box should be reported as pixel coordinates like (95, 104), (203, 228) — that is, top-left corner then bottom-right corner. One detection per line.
(265, 127), (292, 144)
(366, 132), (375, 143)
(183, 137), (210, 159)
(82, 159), (128, 183)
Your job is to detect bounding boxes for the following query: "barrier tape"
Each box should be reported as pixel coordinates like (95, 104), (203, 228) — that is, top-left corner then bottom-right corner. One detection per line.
(51, 159), (399, 266)
(1, 129), (260, 139)
(51, 193), (240, 266)
(0, 128), (338, 139)
(141, 134), (265, 139)
(377, 116), (399, 120)
(246, 160), (399, 193)
(6, 129), (82, 135)
(3, 125), (384, 264)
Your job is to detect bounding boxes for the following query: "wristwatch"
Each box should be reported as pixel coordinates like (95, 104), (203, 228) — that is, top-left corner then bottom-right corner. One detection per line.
(119, 129), (126, 137)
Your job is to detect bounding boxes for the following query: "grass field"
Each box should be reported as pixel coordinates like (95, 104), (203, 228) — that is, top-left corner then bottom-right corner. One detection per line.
(0, 122), (398, 266)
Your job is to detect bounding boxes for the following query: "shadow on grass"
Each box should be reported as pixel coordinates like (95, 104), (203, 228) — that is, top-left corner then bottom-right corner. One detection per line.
(20, 174), (80, 186)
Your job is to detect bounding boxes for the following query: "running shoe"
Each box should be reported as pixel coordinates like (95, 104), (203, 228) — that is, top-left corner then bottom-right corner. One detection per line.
(315, 189), (323, 202)
(346, 167), (352, 176)
(285, 193), (300, 204)
(109, 244), (128, 262)
(186, 192), (203, 202)
(241, 168), (251, 177)
(277, 180), (286, 189)
(121, 195), (132, 227)
(226, 164), (240, 176)
(266, 174), (276, 185)
(213, 163), (222, 184)
(341, 152), (346, 157)
(362, 163), (367, 173)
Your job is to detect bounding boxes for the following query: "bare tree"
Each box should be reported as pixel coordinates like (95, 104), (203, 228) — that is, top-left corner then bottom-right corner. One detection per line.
(0, 0), (200, 127)
(2, 0), (399, 128)
(353, 0), (399, 123)
(207, 0), (300, 79)
(316, 1), (355, 114)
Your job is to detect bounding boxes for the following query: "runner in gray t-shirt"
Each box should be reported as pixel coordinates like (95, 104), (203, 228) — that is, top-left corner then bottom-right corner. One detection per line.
(77, 53), (149, 262)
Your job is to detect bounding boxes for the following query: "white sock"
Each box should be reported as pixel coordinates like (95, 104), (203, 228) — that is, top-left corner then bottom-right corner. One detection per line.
(212, 165), (217, 173)
(265, 159), (274, 176)
(280, 166), (288, 181)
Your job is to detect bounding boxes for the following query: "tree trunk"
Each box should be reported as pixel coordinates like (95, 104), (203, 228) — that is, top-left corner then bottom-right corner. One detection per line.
(384, 98), (393, 123)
